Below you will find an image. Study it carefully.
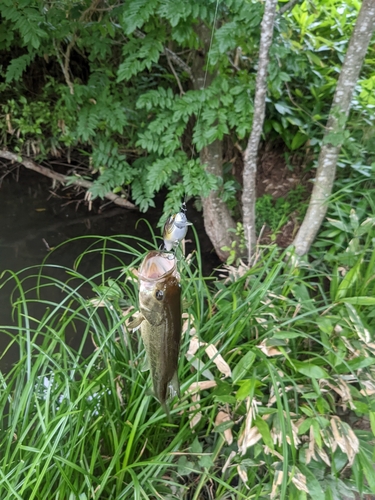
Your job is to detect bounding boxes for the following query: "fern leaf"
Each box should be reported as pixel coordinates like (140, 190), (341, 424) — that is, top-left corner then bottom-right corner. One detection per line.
(5, 53), (33, 83)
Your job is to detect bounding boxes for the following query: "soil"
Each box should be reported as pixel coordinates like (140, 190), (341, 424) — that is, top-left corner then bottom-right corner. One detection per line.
(256, 142), (315, 247)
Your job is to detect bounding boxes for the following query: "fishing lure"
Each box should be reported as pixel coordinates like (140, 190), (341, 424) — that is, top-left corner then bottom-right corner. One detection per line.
(162, 203), (192, 251)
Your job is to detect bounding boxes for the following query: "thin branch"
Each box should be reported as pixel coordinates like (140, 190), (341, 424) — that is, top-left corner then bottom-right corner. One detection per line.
(134, 30), (193, 79)
(278, 0), (300, 16)
(53, 38), (75, 95)
(164, 47), (193, 78)
(166, 50), (185, 95)
(0, 150), (137, 210)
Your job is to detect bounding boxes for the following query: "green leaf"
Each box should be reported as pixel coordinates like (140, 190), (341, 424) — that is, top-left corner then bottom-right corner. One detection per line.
(273, 331), (307, 339)
(298, 418), (313, 435)
(214, 419), (234, 433)
(198, 454), (214, 469)
(341, 296), (375, 305)
(335, 259), (362, 300)
(177, 456), (195, 476)
(327, 218), (351, 232)
(291, 131), (308, 150)
(274, 102), (292, 115)
(293, 361), (329, 379)
(236, 379), (253, 401)
(255, 416), (273, 450)
(346, 356), (375, 371)
(369, 412), (375, 437)
(231, 351), (256, 384)
(298, 464), (325, 499)
(5, 53), (33, 82)
(190, 437), (202, 454)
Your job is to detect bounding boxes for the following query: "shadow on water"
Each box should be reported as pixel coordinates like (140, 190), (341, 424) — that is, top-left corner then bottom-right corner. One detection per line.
(0, 170), (221, 371)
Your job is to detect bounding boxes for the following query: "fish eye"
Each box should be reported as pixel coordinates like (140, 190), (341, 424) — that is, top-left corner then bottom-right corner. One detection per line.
(155, 290), (164, 301)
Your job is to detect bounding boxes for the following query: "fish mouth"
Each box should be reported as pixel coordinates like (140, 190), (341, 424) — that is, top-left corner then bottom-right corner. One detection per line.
(138, 251), (177, 282)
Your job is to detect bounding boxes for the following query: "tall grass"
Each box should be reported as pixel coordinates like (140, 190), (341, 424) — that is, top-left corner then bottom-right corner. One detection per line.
(1, 226), (375, 499)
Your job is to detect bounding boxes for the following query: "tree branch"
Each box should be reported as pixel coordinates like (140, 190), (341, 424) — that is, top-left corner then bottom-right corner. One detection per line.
(293, 0), (375, 256)
(278, 0), (300, 16)
(241, 0), (278, 262)
(166, 50), (185, 95)
(53, 38), (75, 95)
(134, 30), (193, 79)
(0, 150), (137, 210)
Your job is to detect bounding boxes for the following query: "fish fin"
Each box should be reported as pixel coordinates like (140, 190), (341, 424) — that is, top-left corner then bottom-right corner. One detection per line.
(127, 313), (144, 331)
(161, 401), (172, 423)
(145, 388), (172, 422)
(169, 371), (180, 399)
(141, 355), (150, 372)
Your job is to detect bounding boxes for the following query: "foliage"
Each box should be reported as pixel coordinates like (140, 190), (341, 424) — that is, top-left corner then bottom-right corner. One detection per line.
(255, 184), (307, 234)
(1, 0), (374, 219)
(311, 183), (375, 264)
(1, 222), (375, 498)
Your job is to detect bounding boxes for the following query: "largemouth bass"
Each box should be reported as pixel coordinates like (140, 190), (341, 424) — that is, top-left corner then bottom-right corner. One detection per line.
(130, 250), (181, 418)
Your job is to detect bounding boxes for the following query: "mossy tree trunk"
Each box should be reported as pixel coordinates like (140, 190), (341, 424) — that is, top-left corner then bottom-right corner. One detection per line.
(293, 0), (375, 256)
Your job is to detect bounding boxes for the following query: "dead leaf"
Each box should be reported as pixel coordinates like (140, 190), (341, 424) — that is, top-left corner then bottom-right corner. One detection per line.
(185, 381), (217, 394)
(187, 336), (206, 357)
(291, 471), (308, 493)
(205, 344), (232, 378)
(189, 393), (201, 429)
(222, 450), (236, 474)
(305, 426), (316, 465)
(238, 426), (262, 453)
(264, 446), (284, 461)
(257, 340), (283, 357)
(330, 417), (359, 466)
(316, 446), (331, 466)
(182, 314), (195, 336)
(237, 465), (249, 487)
(270, 470), (283, 500)
(321, 378), (356, 410)
(238, 397), (262, 455)
(215, 411), (233, 445)
(360, 379), (375, 396)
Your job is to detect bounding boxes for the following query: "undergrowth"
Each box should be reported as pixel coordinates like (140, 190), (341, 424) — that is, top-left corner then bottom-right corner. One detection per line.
(255, 184), (307, 235)
(0, 225), (375, 499)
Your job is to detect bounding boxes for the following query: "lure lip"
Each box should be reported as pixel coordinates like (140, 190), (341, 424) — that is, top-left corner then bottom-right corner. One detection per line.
(138, 250), (177, 283)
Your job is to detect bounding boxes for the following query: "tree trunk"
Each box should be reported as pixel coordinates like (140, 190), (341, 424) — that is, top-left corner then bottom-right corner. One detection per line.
(192, 23), (237, 262)
(293, 0), (375, 256)
(241, 0), (278, 262)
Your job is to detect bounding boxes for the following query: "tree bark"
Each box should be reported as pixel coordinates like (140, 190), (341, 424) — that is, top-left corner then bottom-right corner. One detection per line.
(192, 23), (237, 262)
(0, 150), (137, 210)
(293, 0), (375, 256)
(241, 0), (278, 261)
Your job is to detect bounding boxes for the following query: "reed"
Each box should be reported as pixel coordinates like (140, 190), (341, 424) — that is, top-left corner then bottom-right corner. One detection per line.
(1, 228), (375, 499)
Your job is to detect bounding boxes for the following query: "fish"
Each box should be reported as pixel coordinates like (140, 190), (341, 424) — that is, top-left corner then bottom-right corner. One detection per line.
(129, 250), (182, 419)
(162, 209), (192, 251)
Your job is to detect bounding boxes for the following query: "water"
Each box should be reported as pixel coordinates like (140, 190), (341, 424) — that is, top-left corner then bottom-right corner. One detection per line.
(0, 170), (219, 370)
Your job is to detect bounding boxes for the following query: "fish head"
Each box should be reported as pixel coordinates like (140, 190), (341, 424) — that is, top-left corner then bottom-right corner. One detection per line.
(138, 251), (180, 325)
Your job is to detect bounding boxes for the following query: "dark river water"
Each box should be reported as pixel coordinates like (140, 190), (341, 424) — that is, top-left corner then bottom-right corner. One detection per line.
(0, 169), (220, 371)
